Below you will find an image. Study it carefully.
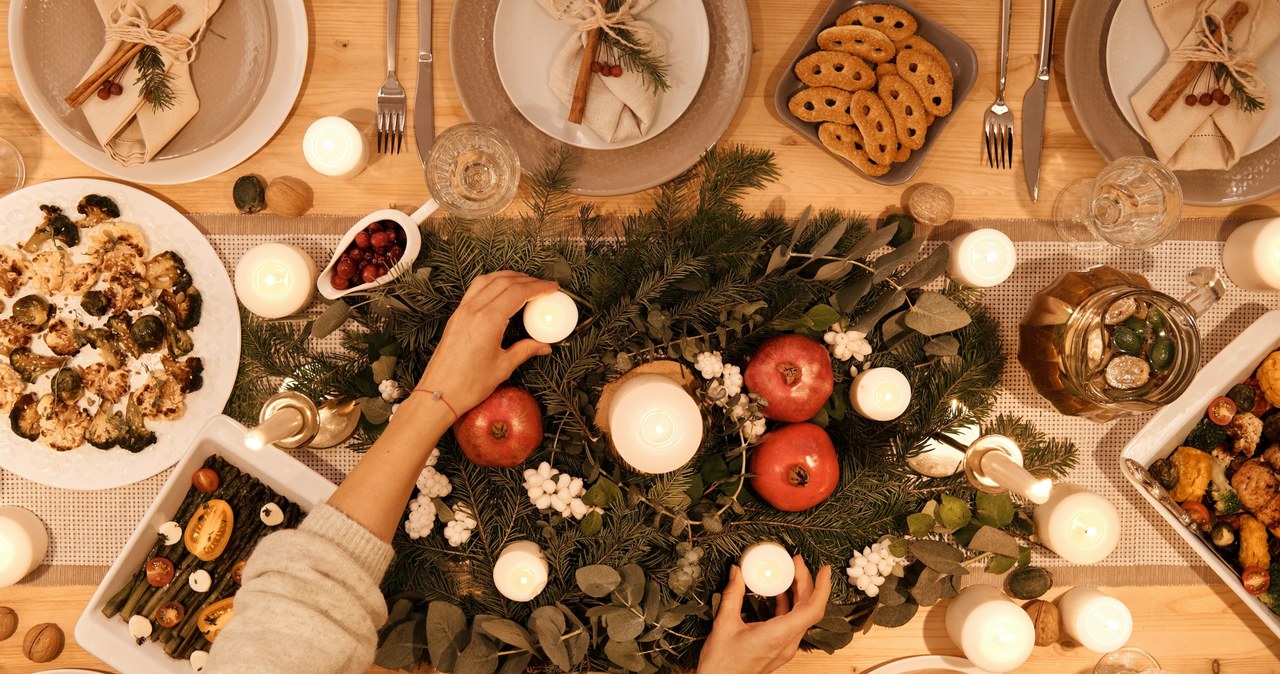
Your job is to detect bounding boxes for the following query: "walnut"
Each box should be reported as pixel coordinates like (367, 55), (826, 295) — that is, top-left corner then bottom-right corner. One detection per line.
(266, 176), (313, 218)
(22, 622), (63, 663)
(1023, 599), (1060, 646)
(0, 606), (17, 641)
(907, 183), (954, 228)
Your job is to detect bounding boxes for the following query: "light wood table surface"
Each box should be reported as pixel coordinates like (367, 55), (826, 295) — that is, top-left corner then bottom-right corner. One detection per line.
(0, 0), (1278, 672)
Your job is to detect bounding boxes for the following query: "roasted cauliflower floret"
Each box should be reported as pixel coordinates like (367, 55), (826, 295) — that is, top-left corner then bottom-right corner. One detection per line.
(0, 362), (25, 413)
(82, 362), (131, 404)
(85, 406), (126, 449)
(131, 372), (185, 421)
(0, 246), (29, 297)
(42, 317), (87, 356)
(145, 251), (192, 292)
(87, 222), (147, 261)
(0, 318), (36, 357)
(59, 262), (99, 296)
(36, 394), (90, 451)
(28, 249), (67, 294)
(1229, 412), (1264, 457)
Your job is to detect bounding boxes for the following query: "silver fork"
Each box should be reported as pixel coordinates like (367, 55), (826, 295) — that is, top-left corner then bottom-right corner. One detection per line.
(376, 0), (407, 154)
(984, 0), (1014, 168)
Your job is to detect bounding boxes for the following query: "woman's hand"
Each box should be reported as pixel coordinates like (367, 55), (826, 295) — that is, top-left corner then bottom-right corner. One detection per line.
(697, 557), (834, 674)
(415, 271), (558, 415)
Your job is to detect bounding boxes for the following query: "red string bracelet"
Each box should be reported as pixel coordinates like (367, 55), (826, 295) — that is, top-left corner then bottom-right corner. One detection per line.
(412, 388), (459, 422)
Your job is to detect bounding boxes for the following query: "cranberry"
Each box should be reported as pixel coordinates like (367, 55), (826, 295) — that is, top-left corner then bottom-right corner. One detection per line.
(336, 259), (357, 279)
(611, 65), (623, 77)
(362, 264), (380, 284)
(1199, 92), (1213, 106)
(354, 231), (371, 249)
(1217, 92), (1231, 106)
(387, 246), (404, 263)
(591, 61), (602, 74)
(371, 231), (391, 249)
(367, 221), (383, 234)
(376, 264), (388, 278)
(1184, 93), (1198, 106)
(394, 227), (406, 244)
(331, 274), (350, 290)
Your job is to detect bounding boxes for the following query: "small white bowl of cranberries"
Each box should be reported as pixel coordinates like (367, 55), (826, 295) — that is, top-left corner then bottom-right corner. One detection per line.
(317, 208), (423, 300)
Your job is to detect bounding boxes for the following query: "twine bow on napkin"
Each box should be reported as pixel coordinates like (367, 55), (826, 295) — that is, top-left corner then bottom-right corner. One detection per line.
(1130, 0), (1280, 171)
(536, 0), (666, 143)
(79, 0), (222, 167)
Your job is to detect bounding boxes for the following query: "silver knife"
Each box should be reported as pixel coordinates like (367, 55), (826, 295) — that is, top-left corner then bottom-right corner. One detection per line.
(414, 0), (434, 166)
(1022, 0), (1055, 202)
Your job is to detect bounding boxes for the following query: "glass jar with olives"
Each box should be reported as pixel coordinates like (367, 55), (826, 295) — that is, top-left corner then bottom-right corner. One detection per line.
(1018, 266), (1226, 422)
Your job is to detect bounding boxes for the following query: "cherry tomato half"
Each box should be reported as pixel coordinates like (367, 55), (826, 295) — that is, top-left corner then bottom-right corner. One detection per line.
(154, 601), (186, 628)
(145, 557), (175, 587)
(192, 467), (220, 494)
(1181, 501), (1212, 532)
(1243, 566), (1271, 595)
(1208, 396), (1237, 425)
(232, 559), (247, 585)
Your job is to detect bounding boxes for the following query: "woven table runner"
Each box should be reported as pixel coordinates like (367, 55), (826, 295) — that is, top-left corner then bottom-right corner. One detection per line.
(3, 215), (1272, 588)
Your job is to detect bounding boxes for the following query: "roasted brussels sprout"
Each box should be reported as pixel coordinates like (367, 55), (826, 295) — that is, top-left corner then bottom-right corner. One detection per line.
(1150, 458), (1180, 492)
(105, 314), (141, 359)
(156, 303), (194, 357)
(160, 287), (202, 330)
(23, 205), (80, 252)
(85, 407), (126, 450)
(145, 251), (192, 292)
(120, 399), (157, 453)
(130, 315), (166, 352)
(51, 367), (83, 403)
(9, 393), (40, 440)
(80, 289), (111, 317)
(9, 346), (67, 383)
(162, 356), (204, 394)
(11, 295), (53, 329)
(1212, 520), (1238, 549)
(83, 327), (125, 370)
(76, 194), (120, 225)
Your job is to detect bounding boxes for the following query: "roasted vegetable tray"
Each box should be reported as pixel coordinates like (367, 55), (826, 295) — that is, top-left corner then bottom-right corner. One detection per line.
(1121, 309), (1280, 639)
(75, 415), (336, 674)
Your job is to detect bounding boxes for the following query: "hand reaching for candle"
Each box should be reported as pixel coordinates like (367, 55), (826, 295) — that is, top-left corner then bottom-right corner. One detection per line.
(415, 271), (558, 415)
(697, 557), (833, 674)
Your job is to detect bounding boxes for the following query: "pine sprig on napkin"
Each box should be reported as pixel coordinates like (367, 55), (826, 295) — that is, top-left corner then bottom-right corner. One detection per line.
(601, 0), (670, 93)
(134, 45), (177, 112)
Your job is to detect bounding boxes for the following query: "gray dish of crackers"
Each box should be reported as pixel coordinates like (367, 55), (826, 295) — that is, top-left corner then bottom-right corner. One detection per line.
(774, 0), (977, 185)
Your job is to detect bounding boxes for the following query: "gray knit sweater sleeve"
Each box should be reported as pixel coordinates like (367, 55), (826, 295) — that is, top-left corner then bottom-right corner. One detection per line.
(204, 503), (396, 674)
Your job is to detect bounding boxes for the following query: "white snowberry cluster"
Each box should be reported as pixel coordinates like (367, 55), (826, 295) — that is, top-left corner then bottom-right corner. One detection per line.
(403, 493), (436, 540)
(415, 448), (452, 498)
(845, 540), (905, 598)
(730, 398), (767, 442)
(443, 504), (477, 547)
(695, 351), (724, 379)
(522, 462), (602, 521)
(823, 326), (873, 362)
(378, 379), (404, 402)
(697, 351), (766, 442)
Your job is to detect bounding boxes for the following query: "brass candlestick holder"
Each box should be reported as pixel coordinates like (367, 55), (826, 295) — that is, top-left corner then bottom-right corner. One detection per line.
(918, 432), (1054, 504)
(244, 392), (320, 450)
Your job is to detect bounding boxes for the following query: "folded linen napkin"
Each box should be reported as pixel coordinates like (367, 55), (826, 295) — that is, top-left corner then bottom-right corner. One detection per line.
(79, 0), (223, 166)
(535, 0), (666, 143)
(1130, 0), (1280, 170)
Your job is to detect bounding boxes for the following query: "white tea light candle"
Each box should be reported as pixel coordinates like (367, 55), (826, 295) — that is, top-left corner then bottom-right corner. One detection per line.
(945, 584), (1035, 673)
(739, 542), (795, 597)
(235, 243), (317, 319)
(849, 367), (911, 421)
(492, 541), (549, 602)
(1033, 484), (1121, 565)
(0, 506), (49, 587)
(948, 229), (1017, 288)
(1057, 586), (1134, 653)
(608, 374), (703, 474)
(522, 290), (578, 343)
(1222, 217), (1280, 291)
(303, 117), (369, 180)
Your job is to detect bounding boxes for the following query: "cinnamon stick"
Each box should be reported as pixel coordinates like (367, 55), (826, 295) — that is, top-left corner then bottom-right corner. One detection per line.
(568, 27), (602, 125)
(64, 4), (184, 109)
(1147, 1), (1249, 122)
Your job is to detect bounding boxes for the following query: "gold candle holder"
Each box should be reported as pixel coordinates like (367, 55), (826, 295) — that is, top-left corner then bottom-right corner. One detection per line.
(244, 391), (320, 450)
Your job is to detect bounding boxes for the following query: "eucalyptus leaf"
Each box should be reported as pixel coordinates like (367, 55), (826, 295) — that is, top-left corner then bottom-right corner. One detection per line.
(371, 295), (412, 316)
(986, 554), (1017, 575)
(579, 509), (603, 535)
(432, 498), (455, 524)
(871, 601), (918, 628)
(877, 575), (907, 607)
(604, 639), (648, 672)
(802, 304), (842, 332)
(938, 494), (972, 531)
(606, 609), (645, 641)
(843, 223), (898, 261)
(312, 300), (352, 339)
(910, 567), (946, 607)
(788, 205), (814, 251)
(371, 354), (398, 384)
(850, 289), (907, 334)
(582, 477), (623, 508)
(374, 616), (423, 670)
(888, 538), (907, 558)
(870, 237), (925, 281)
(802, 626), (854, 654)
(478, 618), (535, 653)
(766, 245), (791, 276)
(907, 539), (966, 575)
(454, 633), (498, 674)
(530, 606), (570, 671)
(951, 524), (981, 547)
(923, 336), (961, 357)
(360, 396), (393, 425)
(905, 291), (972, 336)
(832, 275), (873, 314)
(975, 492), (1015, 528)
(907, 512), (936, 538)
(880, 310), (911, 342)
(496, 653), (533, 674)
(614, 564), (646, 605)
(427, 601), (467, 672)
(793, 220), (849, 273)
(897, 243), (950, 289)
(811, 259), (853, 282)
(576, 565), (622, 598)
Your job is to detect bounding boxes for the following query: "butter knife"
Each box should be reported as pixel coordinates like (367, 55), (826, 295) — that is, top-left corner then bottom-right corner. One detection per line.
(414, 0), (434, 166)
(1022, 0), (1055, 202)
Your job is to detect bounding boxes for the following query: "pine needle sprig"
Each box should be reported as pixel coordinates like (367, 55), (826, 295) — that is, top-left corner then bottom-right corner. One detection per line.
(1212, 62), (1266, 114)
(600, 0), (670, 94)
(134, 46), (177, 112)
(524, 145), (578, 225)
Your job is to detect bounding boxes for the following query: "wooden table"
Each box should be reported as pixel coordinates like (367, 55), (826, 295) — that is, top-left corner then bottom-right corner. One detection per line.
(0, 0), (1278, 672)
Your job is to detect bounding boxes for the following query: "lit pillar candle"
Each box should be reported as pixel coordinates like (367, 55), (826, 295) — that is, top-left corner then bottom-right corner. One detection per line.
(1222, 217), (1280, 291)
(849, 367), (911, 421)
(1033, 484), (1121, 565)
(739, 542), (795, 597)
(303, 117), (369, 180)
(945, 584), (1036, 673)
(608, 374), (703, 473)
(234, 243), (318, 319)
(948, 229), (1017, 288)
(0, 506), (49, 587)
(1056, 586), (1133, 653)
(523, 291), (578, 343)
(492, 541), (549, 602)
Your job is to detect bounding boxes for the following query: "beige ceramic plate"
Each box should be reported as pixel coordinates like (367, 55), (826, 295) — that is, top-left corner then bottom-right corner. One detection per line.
(1065, 0), (1280, 206)
(453, 0), (751, 196)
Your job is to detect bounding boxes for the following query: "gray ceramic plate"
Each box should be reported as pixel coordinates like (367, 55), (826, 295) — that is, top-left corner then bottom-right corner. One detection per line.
(1065, 0), (1280, 206)
(452, 0), (751, 196)
(773, 0), (977, 185)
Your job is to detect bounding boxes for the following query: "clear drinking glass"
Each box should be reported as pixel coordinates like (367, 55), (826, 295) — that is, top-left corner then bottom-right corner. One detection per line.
(1054, 156), (1183, 250)
(0, 137), (25, 195)
(1094, 647), (1161, 674)
(426, 123), (521, 219)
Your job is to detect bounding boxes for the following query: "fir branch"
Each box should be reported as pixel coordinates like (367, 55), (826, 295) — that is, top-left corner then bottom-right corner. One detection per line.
(600, 0), (670, 93)
(524, 146), (578, 226)
(134, 46), (177, 112)
(695, 146), (782, 216)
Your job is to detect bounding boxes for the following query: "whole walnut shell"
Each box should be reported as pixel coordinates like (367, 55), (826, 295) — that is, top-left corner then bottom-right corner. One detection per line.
(23, 622), (64, 663)
(0, 606), (16, 641)
(1023, 599), (1060, 647)
(907, 183), (955, 228)
(266, 176), (314, 218)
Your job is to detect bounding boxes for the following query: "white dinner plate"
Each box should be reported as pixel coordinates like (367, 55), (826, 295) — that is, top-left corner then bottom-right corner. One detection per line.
(492, 0), (711, 149)
(1106, 0), (1280, 156)
(7, 0), (308, 185)
(863, 654), (990, 674)
(0, 179), (240, 490)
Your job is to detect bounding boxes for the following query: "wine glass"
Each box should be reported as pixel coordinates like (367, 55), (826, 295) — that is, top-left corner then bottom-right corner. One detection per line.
(1054, 156), (1183, 250)
(425, 123), (521, 219)
(1093, 647), (1161, 674)
(0, 137), (25, 196)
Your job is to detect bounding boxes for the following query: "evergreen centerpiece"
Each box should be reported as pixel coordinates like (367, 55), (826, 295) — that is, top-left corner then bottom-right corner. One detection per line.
(229, 147), (1077, 673)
